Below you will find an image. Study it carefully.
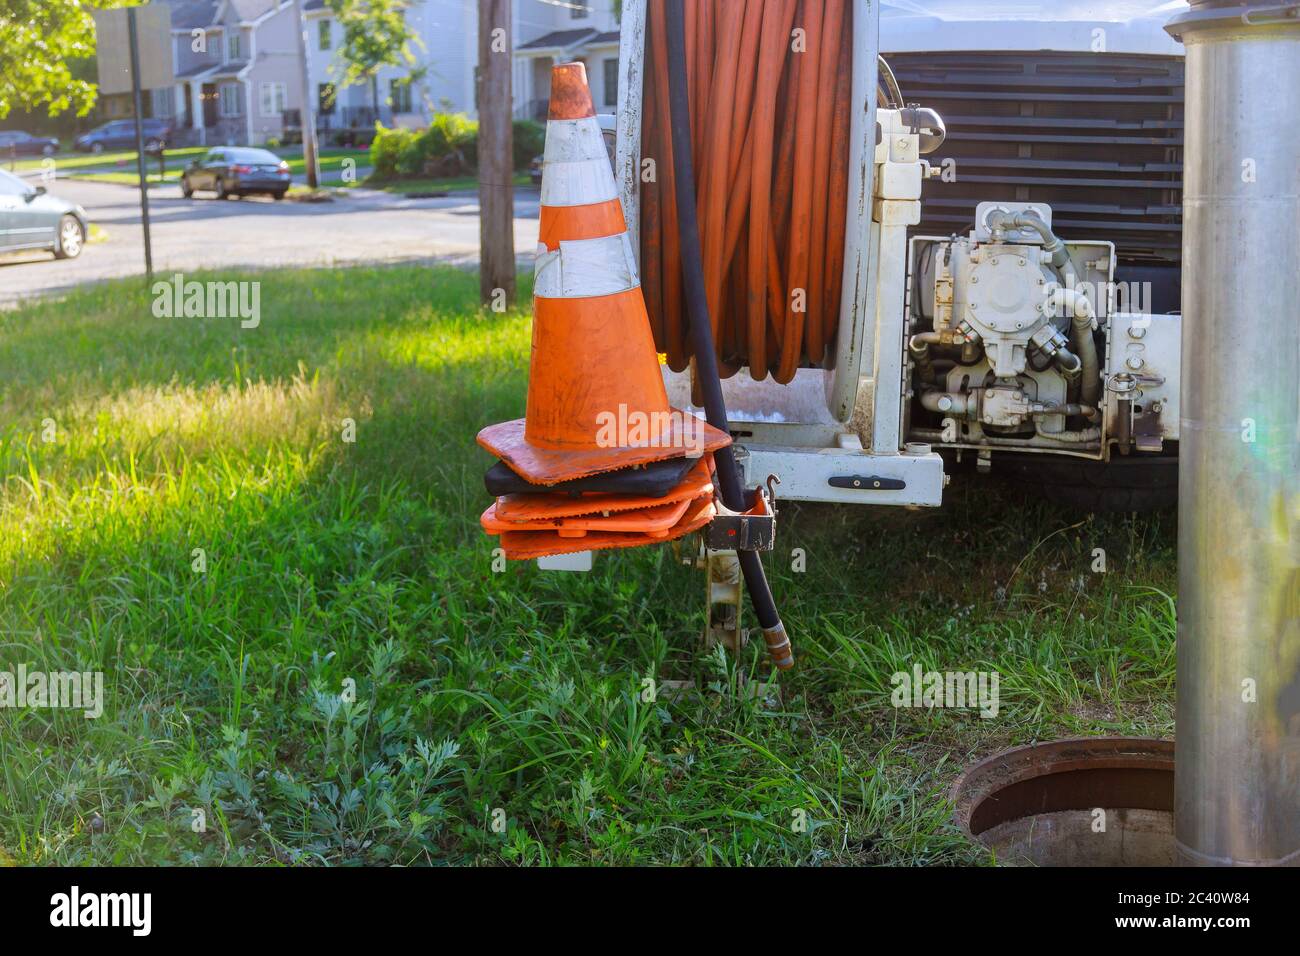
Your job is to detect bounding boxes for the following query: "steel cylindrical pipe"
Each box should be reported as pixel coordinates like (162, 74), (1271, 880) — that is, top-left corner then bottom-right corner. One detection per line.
(1167, 1), (1300, 866)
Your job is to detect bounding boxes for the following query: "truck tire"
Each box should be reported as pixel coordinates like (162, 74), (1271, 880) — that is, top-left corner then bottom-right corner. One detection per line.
(995, 453), (1179, 513)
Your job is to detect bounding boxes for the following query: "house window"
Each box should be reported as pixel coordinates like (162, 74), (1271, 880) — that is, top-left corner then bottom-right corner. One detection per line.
(219, 83), (243, 117)
(570, 2), (589, 19)
(389, 79), (413, 114)
(259, 81), (287, 117)
(318, 19), (331, 51)
(152, 88), (173, 117)
(318, 82), (336, 115)
(602, 57), (618, 106)
(227, 31), (241, 61)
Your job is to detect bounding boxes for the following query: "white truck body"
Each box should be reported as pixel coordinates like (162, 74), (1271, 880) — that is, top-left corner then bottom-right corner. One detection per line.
(613, 0), (1184, 506)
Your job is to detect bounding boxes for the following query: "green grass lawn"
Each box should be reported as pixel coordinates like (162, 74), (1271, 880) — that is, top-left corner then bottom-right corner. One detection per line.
(9, 147), (521, 194)
(8, 149), (206, 187)
(9, 147), (370, 187)
(0, 265), (1176, 865)
(363, 172), (532, 195)
(282, 147), (370, 180)
(7, 147), (208, 174)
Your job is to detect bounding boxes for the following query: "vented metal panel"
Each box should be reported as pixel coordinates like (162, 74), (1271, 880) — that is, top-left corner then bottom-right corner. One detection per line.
(887, 51), (1184, 264)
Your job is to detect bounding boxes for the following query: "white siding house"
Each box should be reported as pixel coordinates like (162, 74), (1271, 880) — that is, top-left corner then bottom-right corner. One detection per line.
(114, 0), (623, 145)
(303, 0), (478, 130)
(303, 0), (625, 124)
(512, 0), (622, 120)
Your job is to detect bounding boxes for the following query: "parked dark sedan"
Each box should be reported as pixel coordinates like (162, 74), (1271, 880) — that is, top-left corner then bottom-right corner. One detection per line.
(0, 170), (88, 259)
(74, 119), (170, 154)
(181, 147), (292, 200)
(0, 131), (59, 157)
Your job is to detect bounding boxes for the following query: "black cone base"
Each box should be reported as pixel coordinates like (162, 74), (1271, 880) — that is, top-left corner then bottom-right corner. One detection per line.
(484, 455), (700, 499)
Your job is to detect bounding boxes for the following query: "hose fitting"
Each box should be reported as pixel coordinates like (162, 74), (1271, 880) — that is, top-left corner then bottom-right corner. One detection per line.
(1046, 285), (1100, 406)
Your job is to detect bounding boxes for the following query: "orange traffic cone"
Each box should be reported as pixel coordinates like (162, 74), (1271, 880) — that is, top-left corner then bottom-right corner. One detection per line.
(484, 495), (695, 538)
(493, 455), (715, 522)
(493, 495), (718, 562)
(480, 455), (718, 561)
(476, 62), (730, 487)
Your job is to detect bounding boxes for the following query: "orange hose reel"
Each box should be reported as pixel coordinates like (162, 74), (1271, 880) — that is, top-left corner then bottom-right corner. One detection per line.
(640, 0), (855, 384)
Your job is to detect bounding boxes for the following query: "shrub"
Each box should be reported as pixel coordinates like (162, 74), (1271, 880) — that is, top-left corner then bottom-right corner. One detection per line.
(395, 135), (427, 178)
(371, 113), (477, 178)
(369, 124), (419, 179)
(370, 112), (541, 180)
(420, 112), (478, 175)
(512, 119), (545, 171)
(427, 112), (478, 155)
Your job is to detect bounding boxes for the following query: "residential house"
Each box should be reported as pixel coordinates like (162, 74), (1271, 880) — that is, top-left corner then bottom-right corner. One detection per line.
(302, 0), (477, 131)
(95, 0), (623, 146)
(301, 0), (625, 128)
(154, 0), (306, 146)
(513, 0), (622, 121)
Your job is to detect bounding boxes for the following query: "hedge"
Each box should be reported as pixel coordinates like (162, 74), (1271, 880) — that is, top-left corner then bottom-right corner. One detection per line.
(369, 114), (546, 180)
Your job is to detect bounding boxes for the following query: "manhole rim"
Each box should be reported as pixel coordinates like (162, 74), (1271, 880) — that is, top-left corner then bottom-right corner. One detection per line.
(950, 735), (1175, 839)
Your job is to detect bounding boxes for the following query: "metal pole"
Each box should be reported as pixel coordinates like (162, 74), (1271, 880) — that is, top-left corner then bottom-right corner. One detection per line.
(295, 0), (320, 189)
(1167, 0), (1300, 867)
(127, 6), (153, 283)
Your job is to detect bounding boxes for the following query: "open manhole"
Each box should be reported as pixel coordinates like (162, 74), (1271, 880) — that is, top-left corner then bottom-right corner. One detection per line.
(951, 737), (1174, 866)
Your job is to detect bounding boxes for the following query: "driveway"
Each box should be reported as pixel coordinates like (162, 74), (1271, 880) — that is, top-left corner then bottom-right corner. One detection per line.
(0, 178), (541, 308)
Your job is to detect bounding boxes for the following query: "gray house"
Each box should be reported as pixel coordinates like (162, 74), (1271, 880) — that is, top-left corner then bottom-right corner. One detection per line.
(151, 0), (305, 146)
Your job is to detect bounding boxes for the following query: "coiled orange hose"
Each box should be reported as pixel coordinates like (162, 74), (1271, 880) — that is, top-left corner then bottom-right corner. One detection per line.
(641, 0), (854, 383)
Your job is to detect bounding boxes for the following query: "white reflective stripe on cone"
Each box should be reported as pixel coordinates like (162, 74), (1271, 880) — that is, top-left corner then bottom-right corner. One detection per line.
(534, 232), (639, 299)
(540, 158), (619, 207)
(536, 550), (593, 572)
(543, 117), (608, 166)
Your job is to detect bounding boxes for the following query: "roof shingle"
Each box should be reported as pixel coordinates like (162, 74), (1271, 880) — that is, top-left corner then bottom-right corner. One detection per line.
(517, 28), (597, 52)
(161, 0), (220, 30)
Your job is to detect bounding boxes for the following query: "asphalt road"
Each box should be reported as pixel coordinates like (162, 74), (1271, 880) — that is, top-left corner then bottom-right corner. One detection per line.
(0, 177), (542, 308)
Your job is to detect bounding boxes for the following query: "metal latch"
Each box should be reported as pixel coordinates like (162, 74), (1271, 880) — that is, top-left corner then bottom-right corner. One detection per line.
(828, 475), (906, 491)
(706, 479), (776, 552)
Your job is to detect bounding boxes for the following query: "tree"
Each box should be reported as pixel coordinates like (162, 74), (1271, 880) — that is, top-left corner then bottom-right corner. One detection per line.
(0, 0), (126, 119)
(324, 0), (424, 117)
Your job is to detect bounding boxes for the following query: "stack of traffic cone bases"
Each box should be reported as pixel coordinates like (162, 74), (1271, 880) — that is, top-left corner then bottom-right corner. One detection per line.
(478, 62), (731, 561)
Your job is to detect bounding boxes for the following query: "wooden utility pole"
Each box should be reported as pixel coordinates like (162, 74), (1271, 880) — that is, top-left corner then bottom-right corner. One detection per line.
(477, 0), (515, 308)
(295, 0), (320, 189)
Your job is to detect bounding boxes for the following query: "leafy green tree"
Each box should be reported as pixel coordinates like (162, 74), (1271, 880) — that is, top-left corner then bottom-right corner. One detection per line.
(0, 0), (125, 119)
(324, 0), (425, 117)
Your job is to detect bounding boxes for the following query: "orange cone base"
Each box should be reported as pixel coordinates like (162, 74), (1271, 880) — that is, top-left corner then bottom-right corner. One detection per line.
(482, 494), (694, 536)
(494, 456), (715, 521)
(477, 411), (731, 486)
(497, 496), (716, 560)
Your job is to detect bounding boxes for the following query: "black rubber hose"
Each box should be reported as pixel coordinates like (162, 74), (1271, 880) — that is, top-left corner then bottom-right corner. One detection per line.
(664, 0), (792, 670)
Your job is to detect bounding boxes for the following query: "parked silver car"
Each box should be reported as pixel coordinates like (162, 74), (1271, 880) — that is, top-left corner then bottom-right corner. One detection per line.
(0, 170), (89, 259)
